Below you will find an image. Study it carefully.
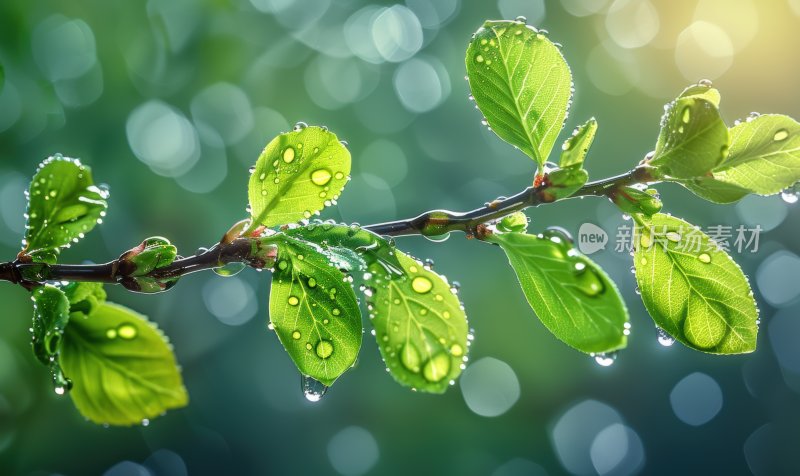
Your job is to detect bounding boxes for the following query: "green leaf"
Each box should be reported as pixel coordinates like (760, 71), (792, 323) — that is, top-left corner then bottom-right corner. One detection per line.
(466, 20), (572, 167)
(60, 302), (188, 425)
(284, 222), (403, 275)
(708, 115), (800, 195)
(633, 213), (758, 354)
(269, 235), (362, 386)
(364, 250), (469, 393)
(248, 126), (351, 229)
(61, 281), (107, 316)
(543, 167), (589, 201)
(118, 236), (177, 276)
(610, 186), (663, 216)
(497, 211), (528, 233)
(487, 231), (628, 354)
(679, 176), (750, 204)
(31, 285), (72, 390)
(24, 155), (109, 262)
(560, 118), (597, 169)
(648, 97), (729, 179)
(678, 81), (721, 107)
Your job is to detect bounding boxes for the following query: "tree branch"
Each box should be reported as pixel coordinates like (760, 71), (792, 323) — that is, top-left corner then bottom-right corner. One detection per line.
(0, 165), (655, 289)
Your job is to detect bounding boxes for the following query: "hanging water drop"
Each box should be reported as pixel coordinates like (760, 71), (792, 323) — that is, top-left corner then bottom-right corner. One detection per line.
(656, 327), (675, 347)
(301, 375), (328, 402)
(214, 262), (246, 277)
(781, 185), (799, 204)
(591, 352), (617, 367)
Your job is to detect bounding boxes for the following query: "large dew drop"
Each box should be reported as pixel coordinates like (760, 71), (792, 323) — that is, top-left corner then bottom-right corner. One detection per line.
(301, 375), (328, 402)
(400, 343), (421, 373)
(310, 168), (332, 186)
(316, 339), (334, 359)
(411, 276), (433, 294)
(422, 353), (451, 383)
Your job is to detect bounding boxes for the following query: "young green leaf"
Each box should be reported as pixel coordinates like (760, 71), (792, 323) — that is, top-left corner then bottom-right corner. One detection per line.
(466, 20), (572, 167)
(269, 236), (362, 386)
(633, 213), (758, 354)
(248, 126), (351, 229)
(560, 118), (597, 169)
(678, 81), (720, 107)
(60, 302), (188, 425)
(118, 236), (178, 276)
(487, 231), (629, 354)
(543, 167), (589, 201)
(679, 176), (750, 204)
(648, 97), (729, 179)
(707, 115), (800, 195)
(61, 281), (107, 316)
(284, 222), (403, 275)
(24, 155), (109, 263)
(610, 186), (663, 217)
(364, 250), (469, 393)
(31, 285), (72, 391)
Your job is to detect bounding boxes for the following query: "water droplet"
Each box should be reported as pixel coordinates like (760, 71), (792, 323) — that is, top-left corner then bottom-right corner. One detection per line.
(422, 353), (451, 383)
(475, 54), (484, 63)
(572, 258), (605, 297)
(301, 375), (328, 402)
(666, 232), (681, 243)
(293, 122), (308, 132)
(55, 386), (66, 395)
(288, 296), (300, 306)
(698, 253), (711, 264)
(411, 276), (433, 294)
(214, 262), (246, 277)
(307, 277), (317, 288)
(656, 327), (675, 347)
(114, 323), (136, 340)
(315, 339), (334, 359)
(292, 330), (301, 340)
(698, 79), (713, 87)
(277, 260), (289, 271)
(423, 231), (450, 243)
(639, 233), (653, 249)
(773, 129), (789, 142)
(310, 168), (332, 186)
(106, 328), (117, 339)
(515, 15), (527, 23)
(283, 147), (296, 163)
(400, 343), (421, 373)
(681, 106), (691, 124)
(449, 344), (464, 357)
(591, 352), (617, 367)
(781, 188), (799, 204)
(332, 308), (341, 316)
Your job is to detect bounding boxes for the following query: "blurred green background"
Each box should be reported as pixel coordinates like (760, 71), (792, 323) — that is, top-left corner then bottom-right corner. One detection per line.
(2, 0), (800, 475)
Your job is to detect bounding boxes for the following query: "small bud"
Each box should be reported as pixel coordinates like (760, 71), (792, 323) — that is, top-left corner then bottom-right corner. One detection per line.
(496, 212), (528, 233)
(610, 186), (663, 216)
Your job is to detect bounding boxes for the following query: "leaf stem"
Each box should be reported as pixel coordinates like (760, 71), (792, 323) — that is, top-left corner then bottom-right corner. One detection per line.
(0, 165), (655, 289)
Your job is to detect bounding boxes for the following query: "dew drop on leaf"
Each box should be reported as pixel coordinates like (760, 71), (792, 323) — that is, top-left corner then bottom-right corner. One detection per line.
(116, 323), (137, 340)
(288, 296), (300, 306)
(773, 129), (789, 142)
(411, 276), (433, 294)
(698, 253), (711, 264)
(315, 339), (334, 359)
(422, 353), (451, 383)
(400, 343), (421, 373)
(310, 168), (332, 186)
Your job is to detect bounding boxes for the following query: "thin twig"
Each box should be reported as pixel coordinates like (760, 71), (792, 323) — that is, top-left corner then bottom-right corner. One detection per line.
(0, 166), (654, 289)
